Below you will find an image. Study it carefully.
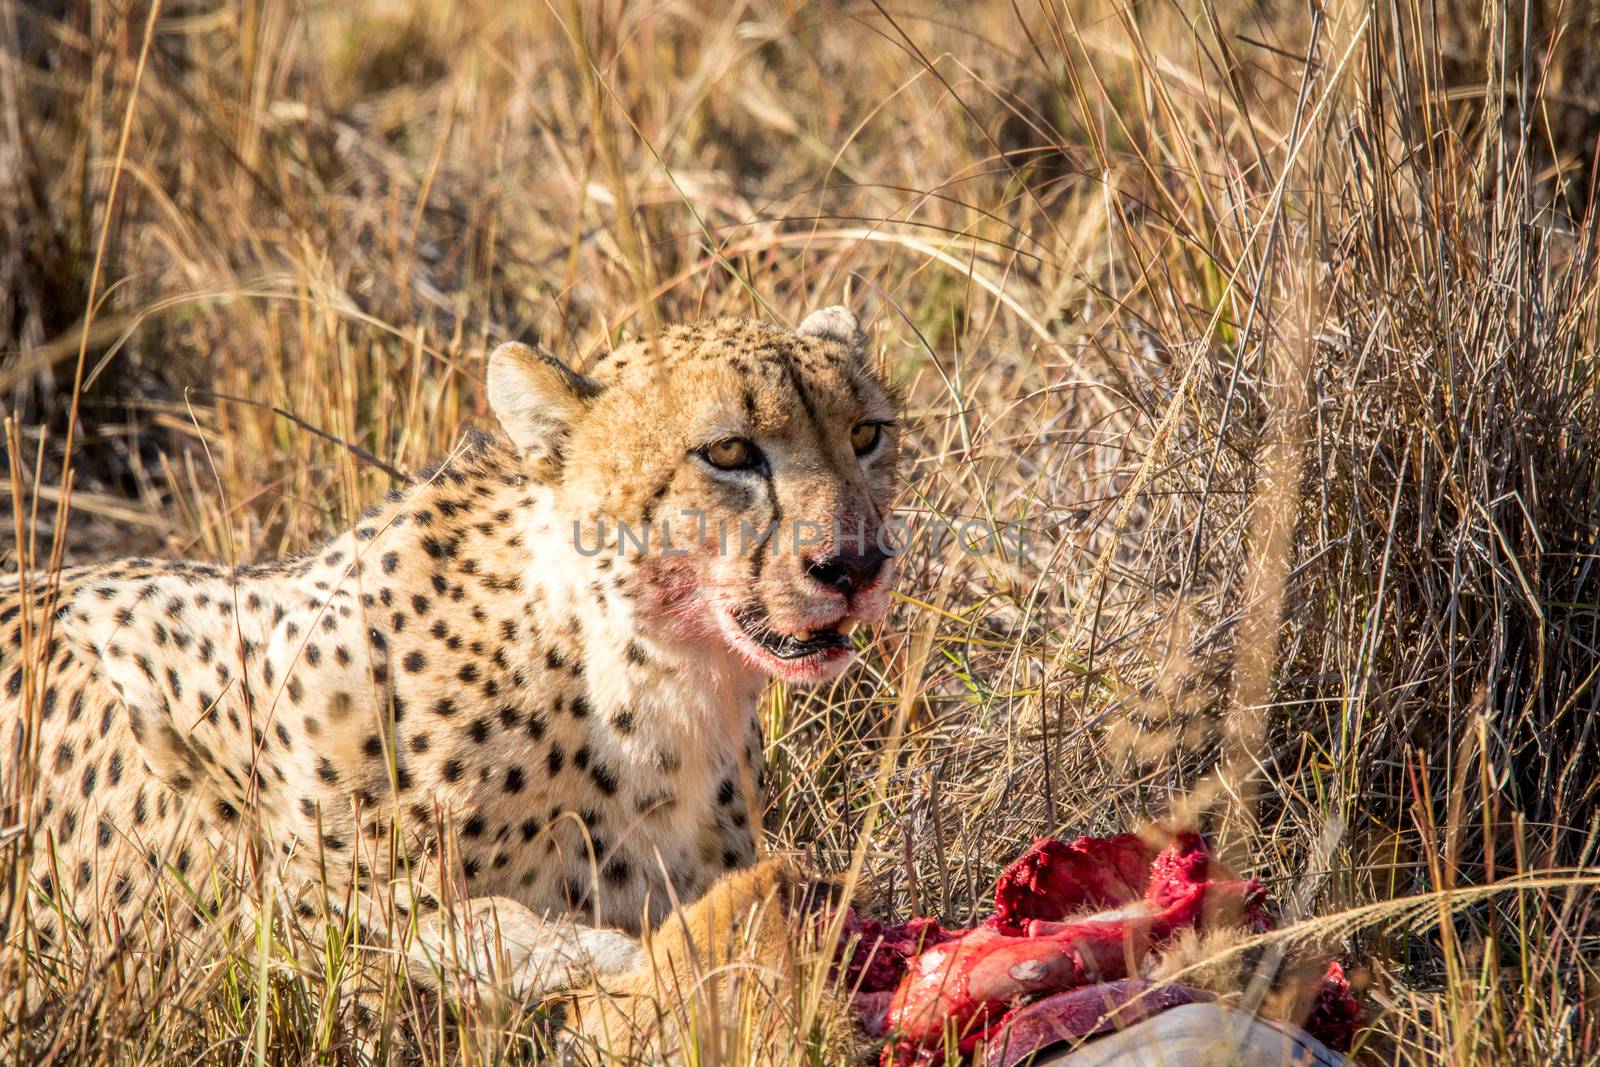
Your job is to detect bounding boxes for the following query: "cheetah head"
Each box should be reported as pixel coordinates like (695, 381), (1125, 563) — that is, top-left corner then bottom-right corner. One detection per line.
(487, 308), (900, 685)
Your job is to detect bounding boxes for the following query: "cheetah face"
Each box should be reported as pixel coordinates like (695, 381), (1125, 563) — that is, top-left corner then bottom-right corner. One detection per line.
(488, 308), (900, 685)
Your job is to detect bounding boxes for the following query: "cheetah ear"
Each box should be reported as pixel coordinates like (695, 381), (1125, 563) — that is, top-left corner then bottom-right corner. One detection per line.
(796, 306), (866, 351)
(486, 342), (602, 467)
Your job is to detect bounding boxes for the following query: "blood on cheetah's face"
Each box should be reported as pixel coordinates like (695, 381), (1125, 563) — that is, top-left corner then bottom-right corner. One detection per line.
(487, 308), (900, 685)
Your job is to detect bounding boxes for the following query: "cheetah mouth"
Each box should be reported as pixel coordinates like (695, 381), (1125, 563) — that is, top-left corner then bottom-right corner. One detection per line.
(732, 607), (859, 661)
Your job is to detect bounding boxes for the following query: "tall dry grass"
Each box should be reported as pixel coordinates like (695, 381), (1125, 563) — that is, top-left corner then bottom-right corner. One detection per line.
(5, 0), (1600, 1062)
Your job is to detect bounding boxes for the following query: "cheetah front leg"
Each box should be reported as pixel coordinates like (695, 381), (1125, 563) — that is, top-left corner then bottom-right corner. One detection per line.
(566, 859), (852, 1063)
(404, 895), (643, 1008)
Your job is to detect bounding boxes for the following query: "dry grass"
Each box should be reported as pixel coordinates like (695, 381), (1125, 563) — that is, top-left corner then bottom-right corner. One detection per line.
(5, 0), (1600, 1062)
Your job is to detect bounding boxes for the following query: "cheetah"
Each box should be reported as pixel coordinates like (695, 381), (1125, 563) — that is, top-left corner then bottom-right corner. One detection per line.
(0, 307), (898, 1020)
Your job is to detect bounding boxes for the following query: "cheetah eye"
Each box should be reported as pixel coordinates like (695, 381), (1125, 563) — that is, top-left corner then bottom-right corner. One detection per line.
(850, 422), (885, 456)
(700, 438), (764, 472)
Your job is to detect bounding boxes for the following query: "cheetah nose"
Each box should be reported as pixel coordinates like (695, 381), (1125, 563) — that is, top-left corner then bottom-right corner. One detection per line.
(804, 547), (888, 597)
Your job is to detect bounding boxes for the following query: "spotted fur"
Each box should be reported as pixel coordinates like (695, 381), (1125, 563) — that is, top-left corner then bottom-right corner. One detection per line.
(0, 309), (899, 1001)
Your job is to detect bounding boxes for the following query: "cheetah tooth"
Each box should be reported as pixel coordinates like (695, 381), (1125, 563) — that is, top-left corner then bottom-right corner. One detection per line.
(836, 616), (861, 637)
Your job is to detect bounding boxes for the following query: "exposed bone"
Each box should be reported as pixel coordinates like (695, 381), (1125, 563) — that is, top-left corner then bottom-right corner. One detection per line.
(1028, 1003), (1350, 1066)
